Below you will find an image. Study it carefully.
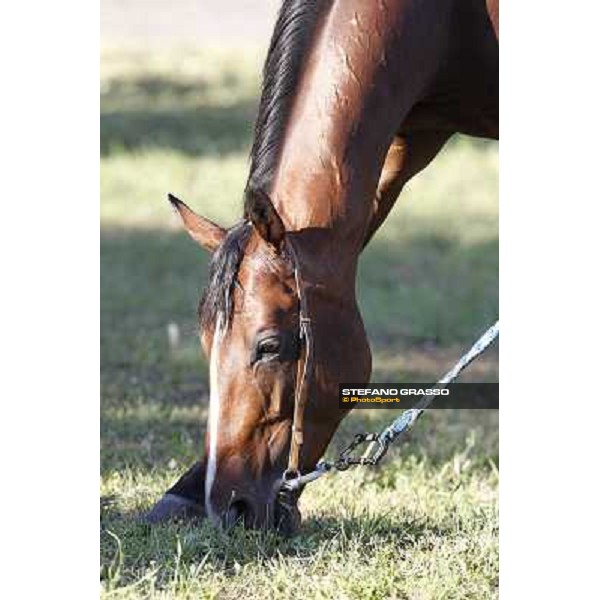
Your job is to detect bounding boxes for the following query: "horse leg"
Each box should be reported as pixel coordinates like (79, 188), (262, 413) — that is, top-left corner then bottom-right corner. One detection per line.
(143, 459), (205, 523)
(363, 131), (451, 248)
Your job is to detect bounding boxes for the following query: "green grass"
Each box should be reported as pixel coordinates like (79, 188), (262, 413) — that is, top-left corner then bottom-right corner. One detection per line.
(101, 48), (498, 599)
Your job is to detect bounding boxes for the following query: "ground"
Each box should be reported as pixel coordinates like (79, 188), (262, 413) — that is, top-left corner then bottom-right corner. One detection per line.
(101, 46), (498, 599)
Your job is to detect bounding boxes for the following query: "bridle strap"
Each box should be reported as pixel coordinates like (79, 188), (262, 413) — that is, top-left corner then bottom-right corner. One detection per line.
(285, 241), (314, 478)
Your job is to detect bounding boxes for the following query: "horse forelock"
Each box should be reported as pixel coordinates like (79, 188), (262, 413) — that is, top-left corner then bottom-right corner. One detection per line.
(199, 221), (252, 333)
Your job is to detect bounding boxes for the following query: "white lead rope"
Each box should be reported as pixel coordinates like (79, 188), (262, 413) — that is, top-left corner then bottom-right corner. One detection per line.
(379, 319), (499, 444)
(283, 320), (499, 492)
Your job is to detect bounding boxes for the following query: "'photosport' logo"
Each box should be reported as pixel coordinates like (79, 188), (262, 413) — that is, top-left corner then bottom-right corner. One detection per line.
(338, 384), (499, 409)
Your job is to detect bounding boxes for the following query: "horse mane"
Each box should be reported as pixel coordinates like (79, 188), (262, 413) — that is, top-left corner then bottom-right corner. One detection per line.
(201, 2), (329, 331)
(245, 0), (330, 200)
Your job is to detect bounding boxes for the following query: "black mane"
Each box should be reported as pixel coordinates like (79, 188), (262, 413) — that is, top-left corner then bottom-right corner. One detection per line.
(245, 0), (329, 198)
(201, 2), (328, 330)
(198, 221), (252, 332)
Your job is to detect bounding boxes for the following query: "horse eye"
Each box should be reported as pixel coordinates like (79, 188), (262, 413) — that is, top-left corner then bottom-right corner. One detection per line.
(257, 336), (281, 357)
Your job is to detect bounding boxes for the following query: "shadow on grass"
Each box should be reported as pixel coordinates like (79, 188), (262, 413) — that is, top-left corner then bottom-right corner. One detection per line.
(101, 102), (256, 157)
(359, 232), (498, 349)
(103, 75), (211, 105)
(101, 72), (258, 156)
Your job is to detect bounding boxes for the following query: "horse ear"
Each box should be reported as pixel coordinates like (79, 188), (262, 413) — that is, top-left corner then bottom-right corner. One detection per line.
(168, 194), (226, 252)
(245, 189), (285, 251)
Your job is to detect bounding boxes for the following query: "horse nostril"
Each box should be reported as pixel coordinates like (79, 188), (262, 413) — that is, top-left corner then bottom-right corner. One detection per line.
(224, 499), (254, 529)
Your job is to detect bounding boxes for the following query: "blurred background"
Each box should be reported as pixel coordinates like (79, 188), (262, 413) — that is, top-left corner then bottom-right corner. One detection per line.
(101, 2), (498, 596)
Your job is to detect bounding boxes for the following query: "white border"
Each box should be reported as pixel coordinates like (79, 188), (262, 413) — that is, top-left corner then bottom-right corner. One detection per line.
(1, 0), (99, 595)
(2, 0), (599, 596)
(502, 1), (600, 596)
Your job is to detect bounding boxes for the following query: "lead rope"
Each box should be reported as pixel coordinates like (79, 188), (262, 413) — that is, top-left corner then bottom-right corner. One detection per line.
(280, 320), (499, 493)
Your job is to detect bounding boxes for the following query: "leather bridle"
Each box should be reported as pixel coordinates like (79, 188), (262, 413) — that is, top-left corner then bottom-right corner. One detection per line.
(283, 240), (314, 483)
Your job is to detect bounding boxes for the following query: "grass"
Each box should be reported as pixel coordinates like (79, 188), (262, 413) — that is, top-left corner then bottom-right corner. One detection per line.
(101, 48), (499, 599)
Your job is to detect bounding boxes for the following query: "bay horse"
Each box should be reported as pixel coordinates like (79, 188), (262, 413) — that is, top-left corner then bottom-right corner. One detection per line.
(145, 0), (498, 533)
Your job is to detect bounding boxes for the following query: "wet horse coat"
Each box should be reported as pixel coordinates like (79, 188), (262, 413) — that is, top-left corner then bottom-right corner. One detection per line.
(146, 0), (499, 530)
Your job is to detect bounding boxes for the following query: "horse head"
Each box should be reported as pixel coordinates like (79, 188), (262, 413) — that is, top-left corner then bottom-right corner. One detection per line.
(168, 189), (371, 532)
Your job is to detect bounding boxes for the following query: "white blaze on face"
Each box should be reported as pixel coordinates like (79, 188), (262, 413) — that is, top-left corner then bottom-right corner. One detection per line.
(205, 312), (225, 521)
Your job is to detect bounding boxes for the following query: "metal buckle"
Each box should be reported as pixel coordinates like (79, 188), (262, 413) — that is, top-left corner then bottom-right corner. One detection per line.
(334, 433), (389, 470)
(298, 315), (311, 340)
(282, 468), (300, 482)
(278, 469), (302, 500)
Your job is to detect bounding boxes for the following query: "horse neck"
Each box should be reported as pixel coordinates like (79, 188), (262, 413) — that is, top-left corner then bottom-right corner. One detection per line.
(269, 0), (452, 272)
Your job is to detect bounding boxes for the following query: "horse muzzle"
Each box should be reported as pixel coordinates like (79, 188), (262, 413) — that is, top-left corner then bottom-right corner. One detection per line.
(220, 480), (302, 535)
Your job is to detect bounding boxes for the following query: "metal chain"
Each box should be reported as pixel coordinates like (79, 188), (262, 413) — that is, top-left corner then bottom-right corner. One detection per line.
(281, 321), (499, 492)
